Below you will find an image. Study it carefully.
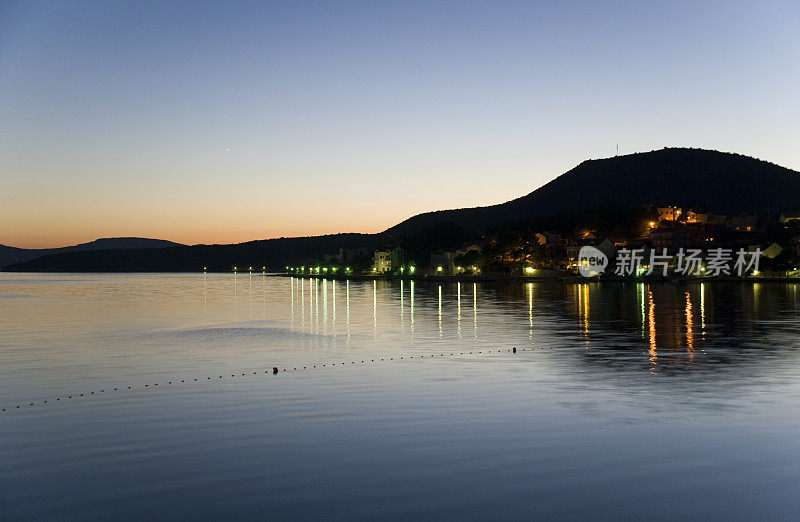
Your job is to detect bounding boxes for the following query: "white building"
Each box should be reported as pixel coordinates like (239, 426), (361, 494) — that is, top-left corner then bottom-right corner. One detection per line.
(372, 250), (391, 273)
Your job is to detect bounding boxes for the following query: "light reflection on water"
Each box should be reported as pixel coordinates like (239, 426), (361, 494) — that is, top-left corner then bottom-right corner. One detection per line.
(2, 273), (800, 402)
(1, 273), (800, 519)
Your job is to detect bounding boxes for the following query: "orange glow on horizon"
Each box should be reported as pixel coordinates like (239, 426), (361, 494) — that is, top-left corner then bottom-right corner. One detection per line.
(1, 223), (392, 250)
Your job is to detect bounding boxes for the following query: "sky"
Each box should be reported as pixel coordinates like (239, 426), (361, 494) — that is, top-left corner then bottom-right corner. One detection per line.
(1, 1), (799, 248)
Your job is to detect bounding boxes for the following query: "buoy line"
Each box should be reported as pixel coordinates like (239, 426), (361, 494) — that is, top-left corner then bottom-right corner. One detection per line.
(0, 346), (547, 413)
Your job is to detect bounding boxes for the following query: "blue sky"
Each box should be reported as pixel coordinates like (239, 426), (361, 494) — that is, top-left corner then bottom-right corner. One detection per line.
(2, 0), (798, 247)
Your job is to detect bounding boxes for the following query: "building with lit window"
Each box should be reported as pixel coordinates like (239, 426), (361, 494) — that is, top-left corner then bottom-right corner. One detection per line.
(372, 250), (391, 273)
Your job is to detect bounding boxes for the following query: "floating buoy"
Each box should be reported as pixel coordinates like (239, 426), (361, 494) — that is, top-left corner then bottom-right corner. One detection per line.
(272, 367), (279, 374)
(762, 339), (769, 344)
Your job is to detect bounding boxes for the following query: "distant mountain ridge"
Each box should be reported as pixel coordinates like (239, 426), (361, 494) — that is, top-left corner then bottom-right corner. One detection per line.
(5, 148), (800, 272)
(2, 234), (381, 272)
(0, 237), (184, 269)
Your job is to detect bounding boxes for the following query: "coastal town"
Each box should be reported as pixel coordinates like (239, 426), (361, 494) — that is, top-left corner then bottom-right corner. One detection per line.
(287, 205), (800, 279)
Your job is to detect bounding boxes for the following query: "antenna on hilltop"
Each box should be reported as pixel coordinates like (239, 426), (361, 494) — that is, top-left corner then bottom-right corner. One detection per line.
(616, 144), (619, 156)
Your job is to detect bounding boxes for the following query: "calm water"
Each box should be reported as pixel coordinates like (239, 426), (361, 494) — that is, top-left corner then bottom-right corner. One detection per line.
(1, 273), (799, 520)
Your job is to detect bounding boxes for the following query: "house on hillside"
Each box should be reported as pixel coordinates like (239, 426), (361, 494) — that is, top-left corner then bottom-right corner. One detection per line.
(430, 250), (455, 275)
(390, 247), (406, 272)
(339, 247), (371, 263)
(728, 213), (757, 232)
(650, 222), (691, 250)
(372, 250), (391, 273)
(657, 206), (682, 222)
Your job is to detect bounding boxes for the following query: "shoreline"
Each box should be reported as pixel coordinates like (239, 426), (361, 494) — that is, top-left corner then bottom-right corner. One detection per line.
(277, 273), (800, 284)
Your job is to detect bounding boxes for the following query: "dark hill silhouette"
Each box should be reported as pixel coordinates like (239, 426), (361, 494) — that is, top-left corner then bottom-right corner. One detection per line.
(5, 148), (800, 272)
(0, 237), (184, 269)
(3, 234), (383, 272)
(385, 147), (800, 236)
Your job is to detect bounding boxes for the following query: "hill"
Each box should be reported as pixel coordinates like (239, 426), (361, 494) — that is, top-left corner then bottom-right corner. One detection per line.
(0, 237), (184, 269)
(385, 147), (800, 237)
(5, 148), (800, 272)
(2, 234), (384, 272)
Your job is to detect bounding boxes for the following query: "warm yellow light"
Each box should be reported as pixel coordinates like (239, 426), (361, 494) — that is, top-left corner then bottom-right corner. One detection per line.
(437, 266), (442, 272)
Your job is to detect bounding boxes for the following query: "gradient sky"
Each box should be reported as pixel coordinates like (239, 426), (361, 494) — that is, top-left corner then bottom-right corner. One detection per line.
(2, 1), (799, 248)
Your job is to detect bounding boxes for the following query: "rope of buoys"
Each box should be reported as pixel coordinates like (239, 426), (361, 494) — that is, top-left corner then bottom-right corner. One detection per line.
(1, 346), (529, 413)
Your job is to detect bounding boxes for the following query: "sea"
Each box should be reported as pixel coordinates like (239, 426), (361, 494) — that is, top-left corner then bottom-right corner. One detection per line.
(1, 273), (799, 520)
